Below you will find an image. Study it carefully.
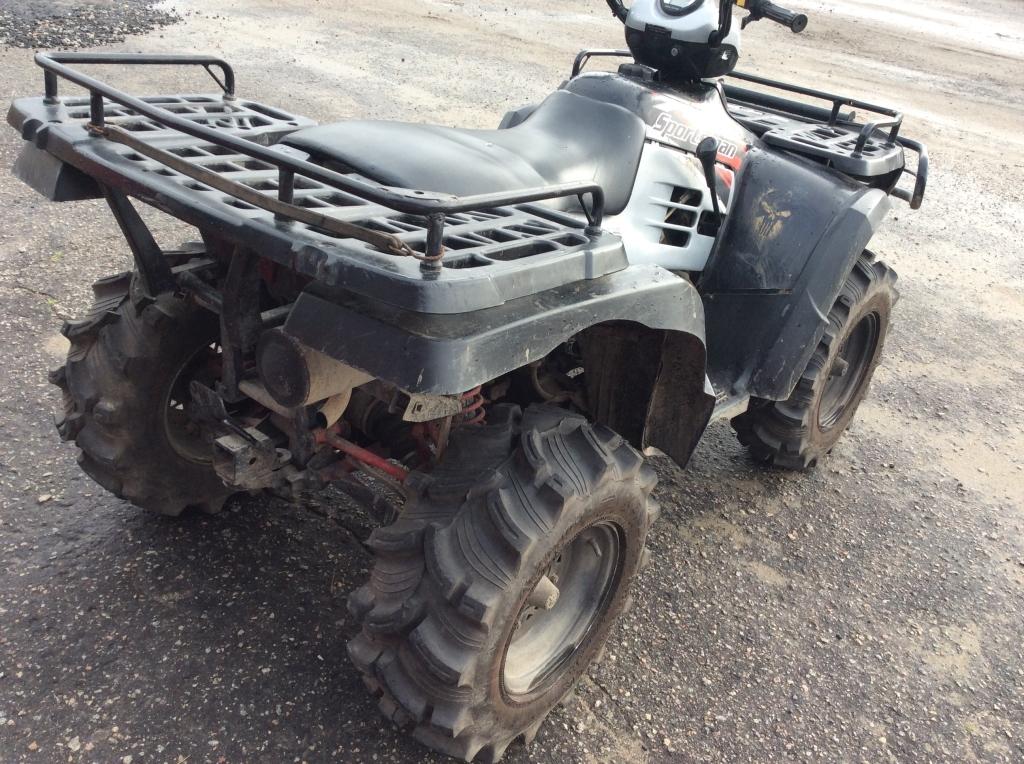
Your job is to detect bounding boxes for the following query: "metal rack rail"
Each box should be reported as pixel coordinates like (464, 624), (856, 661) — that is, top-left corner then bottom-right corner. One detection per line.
(722, 71), (928, 208)
(33, 52), (609, 264)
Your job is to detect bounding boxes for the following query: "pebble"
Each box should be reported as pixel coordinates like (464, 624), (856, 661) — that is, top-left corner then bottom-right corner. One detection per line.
(0, 1), (179, 49)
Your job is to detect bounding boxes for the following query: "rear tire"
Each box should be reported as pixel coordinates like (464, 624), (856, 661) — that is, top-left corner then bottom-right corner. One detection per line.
(50, 272), (233, 516)
(348, 405), (658, 762)
(731, 253), (898, 470)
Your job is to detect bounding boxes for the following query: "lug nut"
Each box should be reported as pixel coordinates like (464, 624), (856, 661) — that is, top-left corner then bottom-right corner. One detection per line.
(527, 575), (560, 610)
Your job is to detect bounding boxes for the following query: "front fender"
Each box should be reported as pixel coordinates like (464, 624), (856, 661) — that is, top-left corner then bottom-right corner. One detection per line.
(701, 145), (892, 400)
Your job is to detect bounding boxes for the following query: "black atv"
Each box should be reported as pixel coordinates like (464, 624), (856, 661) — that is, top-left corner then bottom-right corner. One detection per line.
(7, 0), (926, 760)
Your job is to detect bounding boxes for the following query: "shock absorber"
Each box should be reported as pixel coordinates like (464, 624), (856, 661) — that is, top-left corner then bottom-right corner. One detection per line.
(458, 385), (487, 427)
(413, 386), (487, 463)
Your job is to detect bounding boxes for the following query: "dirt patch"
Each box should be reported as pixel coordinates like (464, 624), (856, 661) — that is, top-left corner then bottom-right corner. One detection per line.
(41, 332), (69, 360)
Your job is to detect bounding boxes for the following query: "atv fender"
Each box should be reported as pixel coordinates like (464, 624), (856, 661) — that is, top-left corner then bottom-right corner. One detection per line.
(284, 264), (715, 466)
(13, 142), (101, 202)
(700, 146), (892, 400)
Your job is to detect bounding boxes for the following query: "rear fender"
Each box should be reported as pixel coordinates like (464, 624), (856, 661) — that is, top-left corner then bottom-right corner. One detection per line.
(283, 264), (714, 466)
(580, 322), (713, 466)
(13, 142), (101, 202)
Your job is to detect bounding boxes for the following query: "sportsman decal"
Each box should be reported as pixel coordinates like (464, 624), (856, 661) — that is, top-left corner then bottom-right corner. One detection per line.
(649, 111), (744, 168)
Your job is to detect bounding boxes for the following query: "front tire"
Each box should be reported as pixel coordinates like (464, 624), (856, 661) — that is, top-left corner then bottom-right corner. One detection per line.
(50, 272), (234, 516)
(732, 252), (898, 470)
(348, 405), (658, 762)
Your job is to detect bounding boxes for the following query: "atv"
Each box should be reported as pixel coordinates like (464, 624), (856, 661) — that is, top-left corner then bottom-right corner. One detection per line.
(8, 0), (927, 759)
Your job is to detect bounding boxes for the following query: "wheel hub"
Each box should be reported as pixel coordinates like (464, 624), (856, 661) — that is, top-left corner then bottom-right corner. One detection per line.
(502, 522), (623, 700)
(829, 357), (850, 378)
(165, 341), (223, 463)
(818, 312), (881, 430)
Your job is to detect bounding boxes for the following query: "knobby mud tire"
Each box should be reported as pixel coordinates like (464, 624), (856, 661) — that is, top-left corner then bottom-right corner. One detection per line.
(732, 252), (899, 470)
(49, 272), (233, 516)
(348, 405), (659, 762)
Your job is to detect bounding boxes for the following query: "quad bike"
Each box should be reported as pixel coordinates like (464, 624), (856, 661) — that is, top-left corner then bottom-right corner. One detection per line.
(8, 0), (927, 759)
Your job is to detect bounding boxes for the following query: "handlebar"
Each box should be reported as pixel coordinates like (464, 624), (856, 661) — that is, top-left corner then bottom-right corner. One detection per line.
(737, 0), (808, 32)
(605, 0), (628, 22)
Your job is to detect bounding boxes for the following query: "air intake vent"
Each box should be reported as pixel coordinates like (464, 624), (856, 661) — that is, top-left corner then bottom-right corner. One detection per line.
(658, 186), (703, 248)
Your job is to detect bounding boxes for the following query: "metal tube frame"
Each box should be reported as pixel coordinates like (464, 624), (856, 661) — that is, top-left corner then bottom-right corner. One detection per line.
(34, 52), (607, 261)
(728, 70), (903, 139)
(720, 72), (927, 209)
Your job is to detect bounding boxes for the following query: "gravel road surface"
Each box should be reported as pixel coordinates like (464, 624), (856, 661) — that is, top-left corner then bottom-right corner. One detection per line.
(0, 1), (178, 49)
(1, 1), (1022, 762)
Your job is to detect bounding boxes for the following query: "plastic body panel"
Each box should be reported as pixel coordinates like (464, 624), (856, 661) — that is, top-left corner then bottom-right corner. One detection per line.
(13, 142), (100, 202)
(285, 264), (705, 394)
(563, 72), (752, 272)
(284, 263), (714, 467)
(603, 141), (722, 271)
(700, 145), (892, 400)
(564, 73), (755, 163)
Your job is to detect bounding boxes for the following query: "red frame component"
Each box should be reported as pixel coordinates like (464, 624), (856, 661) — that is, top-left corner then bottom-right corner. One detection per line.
(316, 426), (410, 483)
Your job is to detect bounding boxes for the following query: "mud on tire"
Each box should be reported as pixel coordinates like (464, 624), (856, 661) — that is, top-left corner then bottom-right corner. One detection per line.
(348, 405), (659, 762)
(49, 272), (233, 516)
(732, 252), (899, 470)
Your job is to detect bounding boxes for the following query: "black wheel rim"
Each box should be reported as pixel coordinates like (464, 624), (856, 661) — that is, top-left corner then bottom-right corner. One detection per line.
(502, 522), (624, 700)
(164, 341), (223, 463)
(818, 312), (881, 431)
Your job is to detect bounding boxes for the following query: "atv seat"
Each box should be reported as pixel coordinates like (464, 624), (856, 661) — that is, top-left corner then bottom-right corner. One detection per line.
(281, 90), (647, 216)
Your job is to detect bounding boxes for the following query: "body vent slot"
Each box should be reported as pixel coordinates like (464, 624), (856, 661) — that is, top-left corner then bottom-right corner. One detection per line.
(658, 186), (702, 248)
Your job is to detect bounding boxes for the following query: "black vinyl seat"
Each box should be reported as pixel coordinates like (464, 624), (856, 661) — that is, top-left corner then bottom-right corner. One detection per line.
(281, 90), (647, 216)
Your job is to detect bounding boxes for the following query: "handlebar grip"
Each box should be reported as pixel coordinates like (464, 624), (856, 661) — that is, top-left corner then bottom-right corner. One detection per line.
(759, 1), (808, 33)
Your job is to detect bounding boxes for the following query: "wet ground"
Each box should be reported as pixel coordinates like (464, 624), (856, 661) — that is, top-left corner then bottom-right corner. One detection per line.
(0, 1), (1022, 762)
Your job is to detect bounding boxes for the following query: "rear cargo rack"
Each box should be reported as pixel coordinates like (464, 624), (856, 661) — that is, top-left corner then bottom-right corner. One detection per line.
(30, 52), (609, 262)
(571, 50), (927, 209)
(10, 52), (633, 314)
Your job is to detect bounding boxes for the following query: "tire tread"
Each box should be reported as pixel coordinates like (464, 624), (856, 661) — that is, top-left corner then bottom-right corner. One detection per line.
(731, 252), (898, 470)
(349, 405), (657, 761)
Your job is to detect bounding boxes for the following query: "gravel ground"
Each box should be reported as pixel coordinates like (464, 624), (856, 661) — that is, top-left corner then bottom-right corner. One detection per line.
(1, 1), (1023, 763)
(0, 0), (179, 49)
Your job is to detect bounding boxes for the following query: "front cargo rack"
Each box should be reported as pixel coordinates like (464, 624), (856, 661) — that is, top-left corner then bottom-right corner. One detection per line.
(722, 71), (928, 209)
(10, 53), (624, 314)
(571, 49), (928, 209)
